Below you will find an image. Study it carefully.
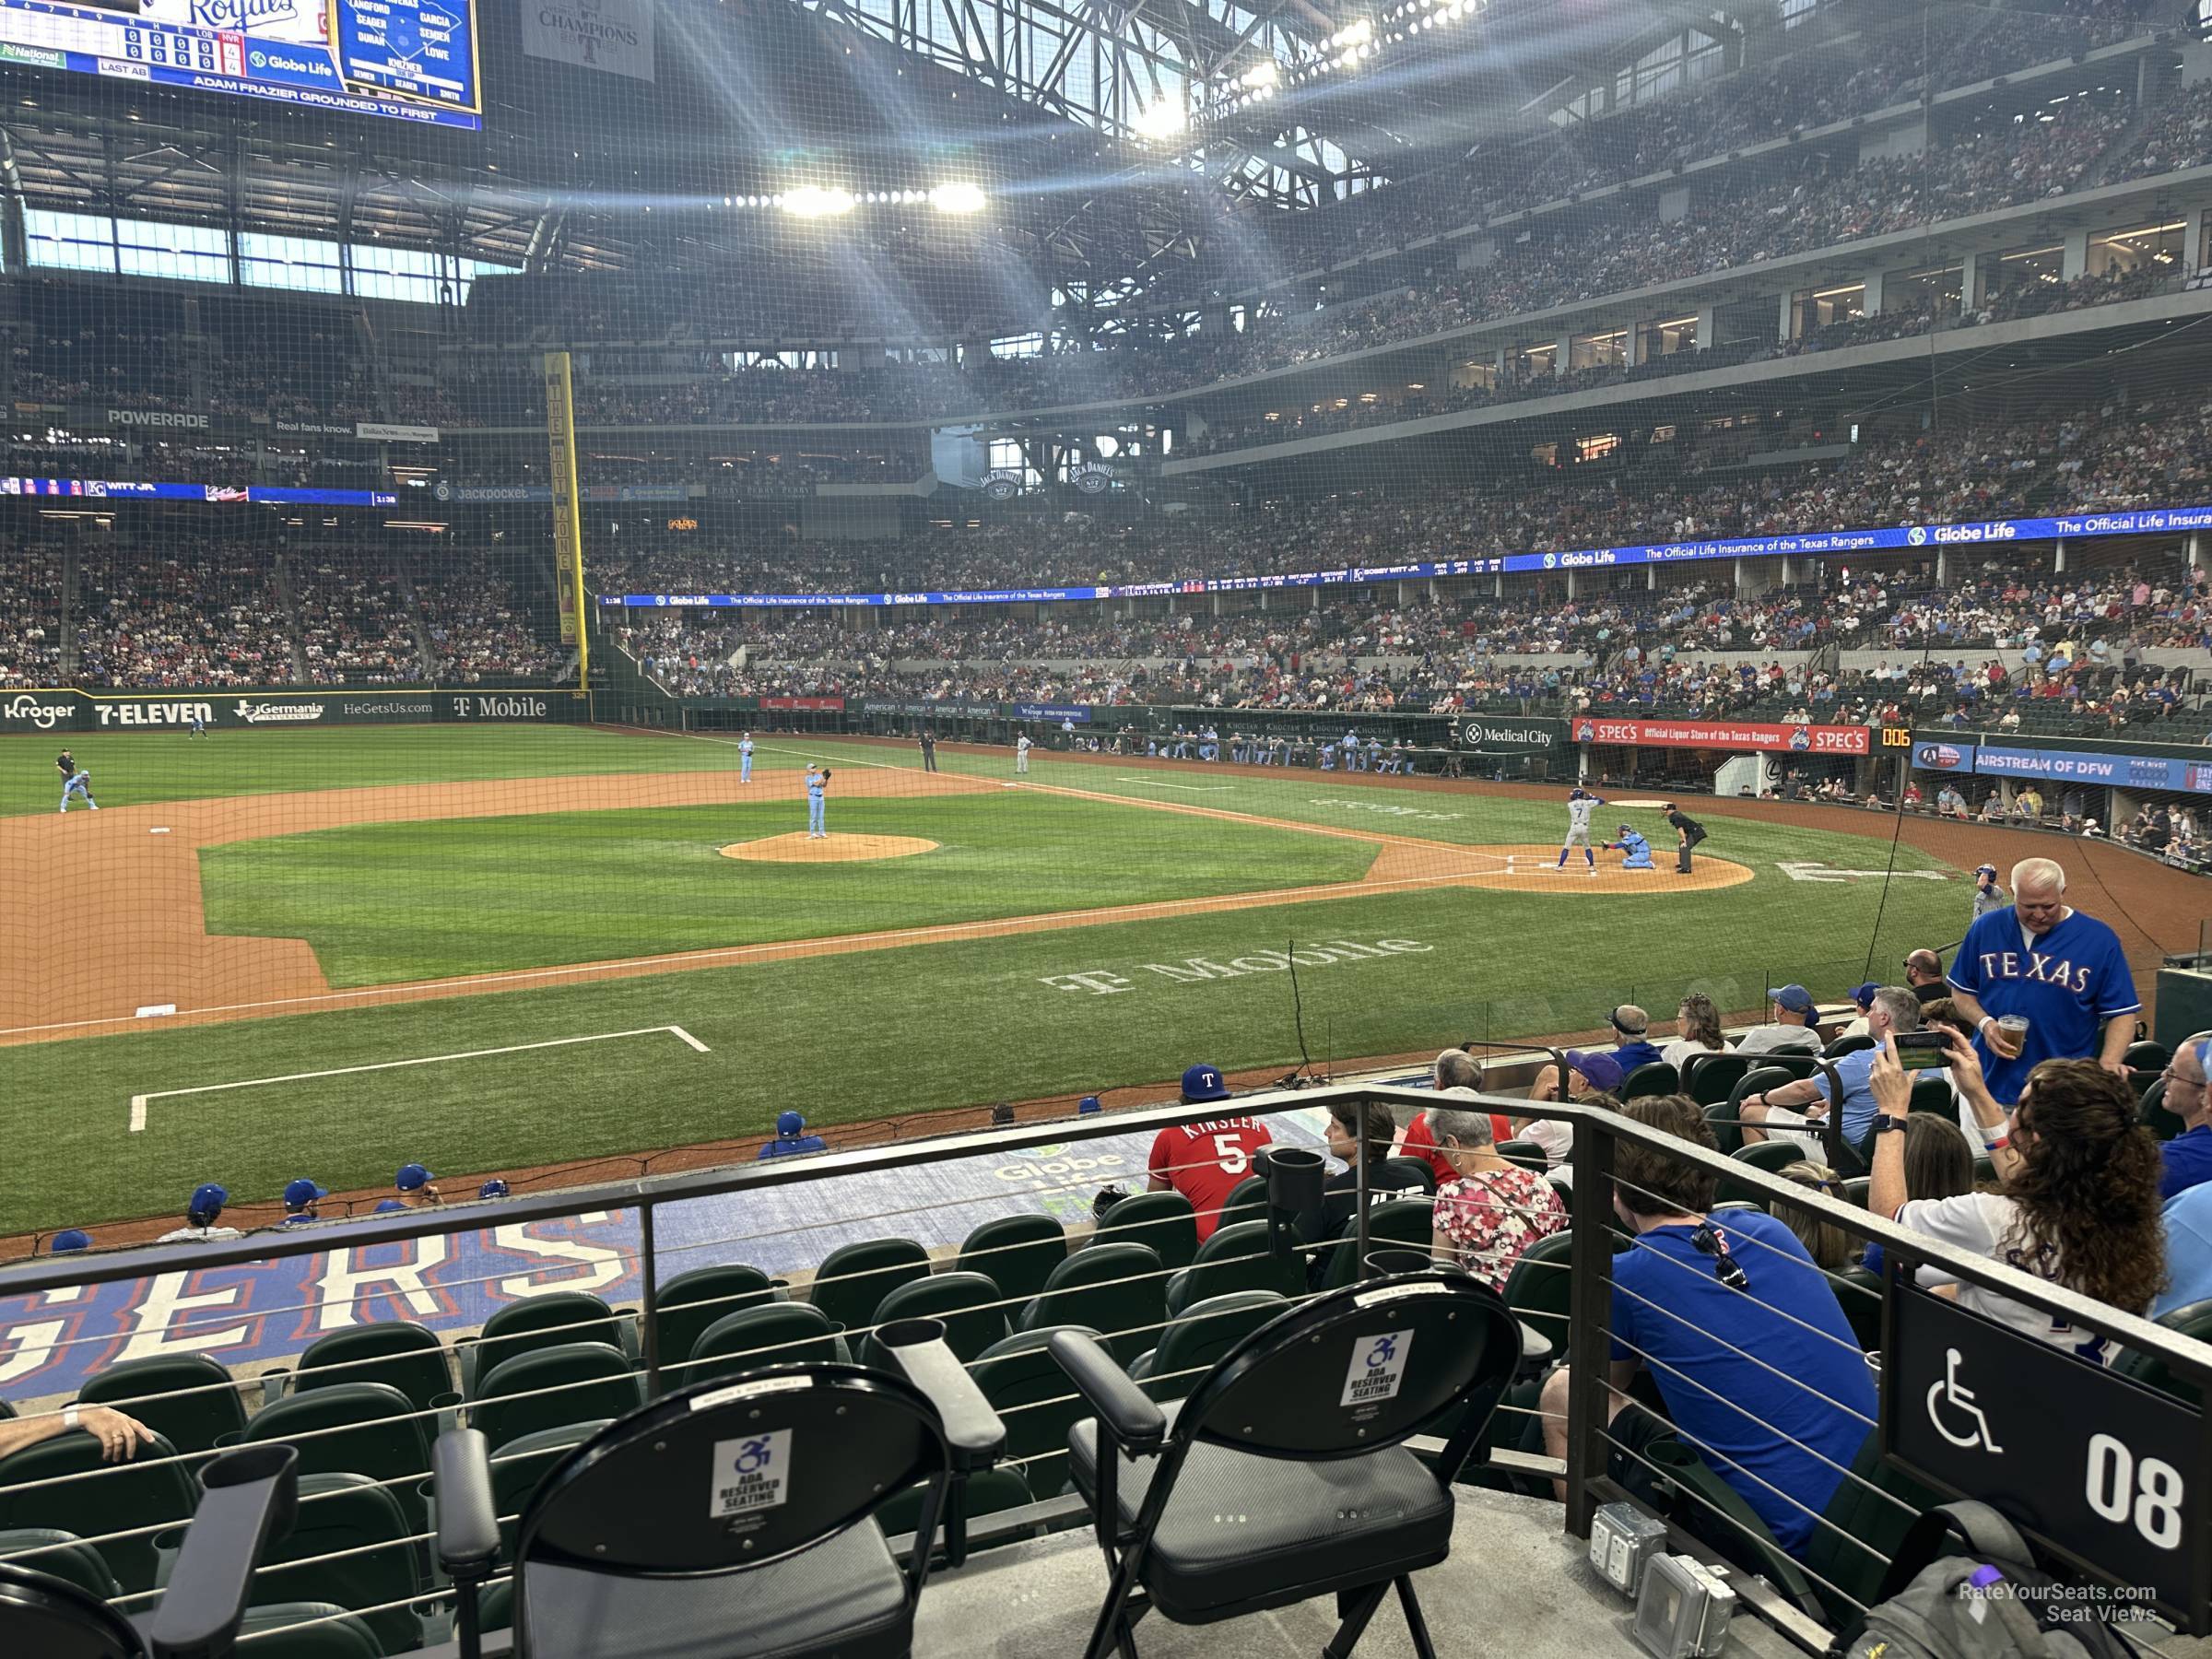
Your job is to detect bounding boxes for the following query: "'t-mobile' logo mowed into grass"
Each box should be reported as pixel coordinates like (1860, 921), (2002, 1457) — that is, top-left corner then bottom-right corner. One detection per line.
(1038, 937), (1433, 995)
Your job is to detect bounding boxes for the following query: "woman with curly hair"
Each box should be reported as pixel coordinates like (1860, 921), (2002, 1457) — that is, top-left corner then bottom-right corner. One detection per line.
(1660, 993), (1727, 1075)
(1869, 1033), (2164, 1362)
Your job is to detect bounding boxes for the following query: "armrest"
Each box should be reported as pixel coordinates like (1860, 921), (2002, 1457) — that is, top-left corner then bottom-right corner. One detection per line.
(147, 1444), (298, 1659)
(1049, 1330), (1166, 1455)
(432, 1429), (500, 1583)
(884, 1331), (1006, 1468)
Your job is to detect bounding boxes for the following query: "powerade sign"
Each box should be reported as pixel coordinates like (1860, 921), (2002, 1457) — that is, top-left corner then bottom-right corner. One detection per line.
(1971, 745), (2212, 794)
(1017, 704), (1092, 724)
(592, 501), (2212, 610)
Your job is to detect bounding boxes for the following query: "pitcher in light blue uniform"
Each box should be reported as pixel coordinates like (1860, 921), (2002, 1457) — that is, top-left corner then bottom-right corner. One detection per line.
(805, 764), (830, 839)
(739, 732), (754, 783)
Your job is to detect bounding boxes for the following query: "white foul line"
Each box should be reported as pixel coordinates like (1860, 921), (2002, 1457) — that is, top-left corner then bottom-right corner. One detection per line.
(126, 1024), (710, 1133)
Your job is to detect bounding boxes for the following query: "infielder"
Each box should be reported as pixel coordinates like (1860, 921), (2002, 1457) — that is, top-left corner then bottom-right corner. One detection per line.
(804, 764), (830, 838)
(1015, 732), (1032, 774)
(1971, 863), (2006, 921)
(1605, 824), (1655, 870)
(56, 749), (97, 813)
(739, 732), (754, 783)
(1554, 786), (1603, 874)
(188, 712), (207, 739)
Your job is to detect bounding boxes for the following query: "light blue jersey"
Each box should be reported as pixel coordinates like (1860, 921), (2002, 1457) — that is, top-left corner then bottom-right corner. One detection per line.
(805, 767), (829, 837)
(739, 737), (754, 783)
(59, 771), (97, 812)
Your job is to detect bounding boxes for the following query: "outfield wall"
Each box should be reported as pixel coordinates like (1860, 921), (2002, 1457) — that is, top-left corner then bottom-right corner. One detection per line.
(0, 687), (589, 735)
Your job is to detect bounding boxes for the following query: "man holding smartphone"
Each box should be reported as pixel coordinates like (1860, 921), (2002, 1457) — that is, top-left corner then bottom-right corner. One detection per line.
(1742, 985), (1923, 1155)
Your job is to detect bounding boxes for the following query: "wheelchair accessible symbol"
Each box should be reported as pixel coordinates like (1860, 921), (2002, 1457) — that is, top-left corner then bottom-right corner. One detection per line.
(1926, 1347), (2004, 1454)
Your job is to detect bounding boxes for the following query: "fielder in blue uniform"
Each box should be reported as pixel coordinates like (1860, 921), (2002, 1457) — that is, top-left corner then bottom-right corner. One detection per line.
(56, 749), (97, 813)
(1945, 856), (2139, 1104)
(804, 763), (830, 839)
(1554, 787), (1603, 872)
(1605, 824), (1655, 870)
(739, 732), (754, 783)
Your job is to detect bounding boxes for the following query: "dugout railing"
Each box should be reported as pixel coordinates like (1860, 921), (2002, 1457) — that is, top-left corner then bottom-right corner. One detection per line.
(1, 1085), (2207, 1653)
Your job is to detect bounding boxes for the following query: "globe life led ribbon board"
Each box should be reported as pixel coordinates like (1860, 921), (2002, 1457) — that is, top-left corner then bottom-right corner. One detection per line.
(0, 0), (482, 130)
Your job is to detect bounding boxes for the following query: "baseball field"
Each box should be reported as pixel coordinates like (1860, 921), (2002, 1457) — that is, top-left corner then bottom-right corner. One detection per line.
(0, 723), (1977, 1234)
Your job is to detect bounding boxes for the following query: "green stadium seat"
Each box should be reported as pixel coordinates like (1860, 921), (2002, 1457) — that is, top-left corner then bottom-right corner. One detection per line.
(77, 1355), (246, 1456)
(806, 1238), (933, 1337)
(955, 1214), (1066, 1305)
(1841, 1177), (1871, 1208)
(1212, 1175), (1271, 1234)
(2141, 1077), (2186, 1143)
(1822, 1035), (1876, 1060)
(649, 1264), (781, 1379)
(685, 1303), (850, 1388)
(1619, 1061), (1678, 1100)
(2114, 1298), (2212, 1407)
(1314, 1198), (1437, 1291)
(1385, 1156), (1440, 1194)
(1494, 1138), (1546, 1172)
(0, 1528), (120, 1603)
(970, 1324), (1103, 1499)
(1682, 1052), (1753, 1106)
(877, 1466), (1038, 1547)
(288, 1323), (455, 1414)
(239, 1382), (433, 1531)
(1130, 1291), (1287, 1402)
(459, 1292), (635, 1394)
(1835, 1265), (1884, 1352)
(250, 1472), (426, 1655)
(1500, 1231), (1575, 1352)
(1637, 1438), (1822, 1618)
(1719, 1140), (1807, 1209)
(0, 1430), (195, 1594)
(1164, 1219), (1304, 1315)
(467, 1342), (642, 1452)
(1092, 1190), (1199, 1272)
(1547, 1175), (1576, 1217)
(2124, 1040), (2171, 1074)
(232, 1603), (384, 1659)
(485, 1420), (610, 1564)
(862, 1271), (1007, 1368)
(1018, 1241), (1168, 1365)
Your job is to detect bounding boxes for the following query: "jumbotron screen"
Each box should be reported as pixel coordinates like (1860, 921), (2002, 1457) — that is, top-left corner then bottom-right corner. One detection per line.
(0, 0), (480, 129)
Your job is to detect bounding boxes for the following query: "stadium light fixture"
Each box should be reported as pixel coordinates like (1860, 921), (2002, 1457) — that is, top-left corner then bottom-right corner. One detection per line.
(783, 186), (855, 217)
(1134, 100), (1188, 142)
(930, 182), (988, 214)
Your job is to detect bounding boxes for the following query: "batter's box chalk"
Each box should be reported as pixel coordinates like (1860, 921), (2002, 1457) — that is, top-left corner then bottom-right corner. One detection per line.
(135, 1004), (177, 1019)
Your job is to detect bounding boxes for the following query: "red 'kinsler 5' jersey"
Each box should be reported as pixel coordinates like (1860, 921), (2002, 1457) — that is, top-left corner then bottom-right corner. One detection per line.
(1149, 1117), (1274, 1241)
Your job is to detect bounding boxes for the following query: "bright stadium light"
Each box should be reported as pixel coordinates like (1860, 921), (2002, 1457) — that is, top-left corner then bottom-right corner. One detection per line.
(782, 186), (855, 218)
(930, 182), (988, 214)
(1134, 99), (1188, 142)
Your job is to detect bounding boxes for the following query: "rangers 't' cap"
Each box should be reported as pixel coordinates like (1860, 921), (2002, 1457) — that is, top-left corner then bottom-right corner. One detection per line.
(1181, 1064), (1231, 1103)
(777, 1111), (807, 1136)
(394, 1163), (434, 1192)
(283, 1178), (328, 1209)
(187, 1182), (228, 1220)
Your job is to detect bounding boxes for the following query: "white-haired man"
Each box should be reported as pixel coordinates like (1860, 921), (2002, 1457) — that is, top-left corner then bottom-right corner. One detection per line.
(1741, 986), (1921, 1155)
(1946, 856), (2139, 1104)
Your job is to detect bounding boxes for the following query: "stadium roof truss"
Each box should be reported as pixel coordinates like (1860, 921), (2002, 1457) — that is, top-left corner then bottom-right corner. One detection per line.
(793, 0), (1380, 206)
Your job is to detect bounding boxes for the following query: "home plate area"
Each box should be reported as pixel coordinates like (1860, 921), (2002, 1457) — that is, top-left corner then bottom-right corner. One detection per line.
(1460, 844), (1752, 894)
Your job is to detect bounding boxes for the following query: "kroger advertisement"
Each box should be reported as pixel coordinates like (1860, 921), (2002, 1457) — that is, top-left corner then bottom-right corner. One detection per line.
(1917, 740), (2212, 794)
(0, 0), (481, 129)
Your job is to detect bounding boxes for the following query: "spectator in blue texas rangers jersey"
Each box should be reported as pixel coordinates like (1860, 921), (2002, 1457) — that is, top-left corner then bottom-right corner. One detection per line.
(758, 1110), (829, 1159)
(1946, 856), (2140, 1105)
(1553, 787), (1604, 874)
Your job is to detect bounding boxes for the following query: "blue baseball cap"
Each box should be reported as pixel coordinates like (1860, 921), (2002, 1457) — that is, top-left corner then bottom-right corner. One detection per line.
(187, 1183), (228, 1221)
(1181, 1064), (1230, 1103)
(283, 1178), (328, 1210)
(1563, 1051), (1626, 1094)
(394, 1163), (433, 1192)
(1976, 864), (1998, 877)
(50, 1229), (91, 1253)
(1077, 1094), (1102, 1115)
(776, 1111), (807, 1136)
(479, 1179), (511, 1200)
(1771, 984), (1817, 1017)
(373, 1199), (408, 1214)
(1848, 982), (1880, 1009)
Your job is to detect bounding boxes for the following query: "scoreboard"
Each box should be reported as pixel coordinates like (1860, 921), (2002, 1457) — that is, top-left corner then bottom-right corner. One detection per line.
(0, 0), (481, 129)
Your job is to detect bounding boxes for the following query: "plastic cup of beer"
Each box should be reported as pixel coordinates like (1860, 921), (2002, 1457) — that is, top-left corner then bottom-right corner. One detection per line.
(1996, 1014), (2030, 1053)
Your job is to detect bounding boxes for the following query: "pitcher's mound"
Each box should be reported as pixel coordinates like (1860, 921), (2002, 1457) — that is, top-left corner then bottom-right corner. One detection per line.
(720, 834), (940, 864)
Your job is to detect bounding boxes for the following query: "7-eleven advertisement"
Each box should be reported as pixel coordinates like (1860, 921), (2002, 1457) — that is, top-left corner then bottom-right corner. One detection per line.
(1572, 717), (1871, 756)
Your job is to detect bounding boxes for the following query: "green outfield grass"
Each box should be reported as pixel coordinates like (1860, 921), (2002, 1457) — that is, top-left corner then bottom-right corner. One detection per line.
(0, 723), (1974, 1230)
(0, 724), (792, 817)
(198, 793), (1381, 984)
